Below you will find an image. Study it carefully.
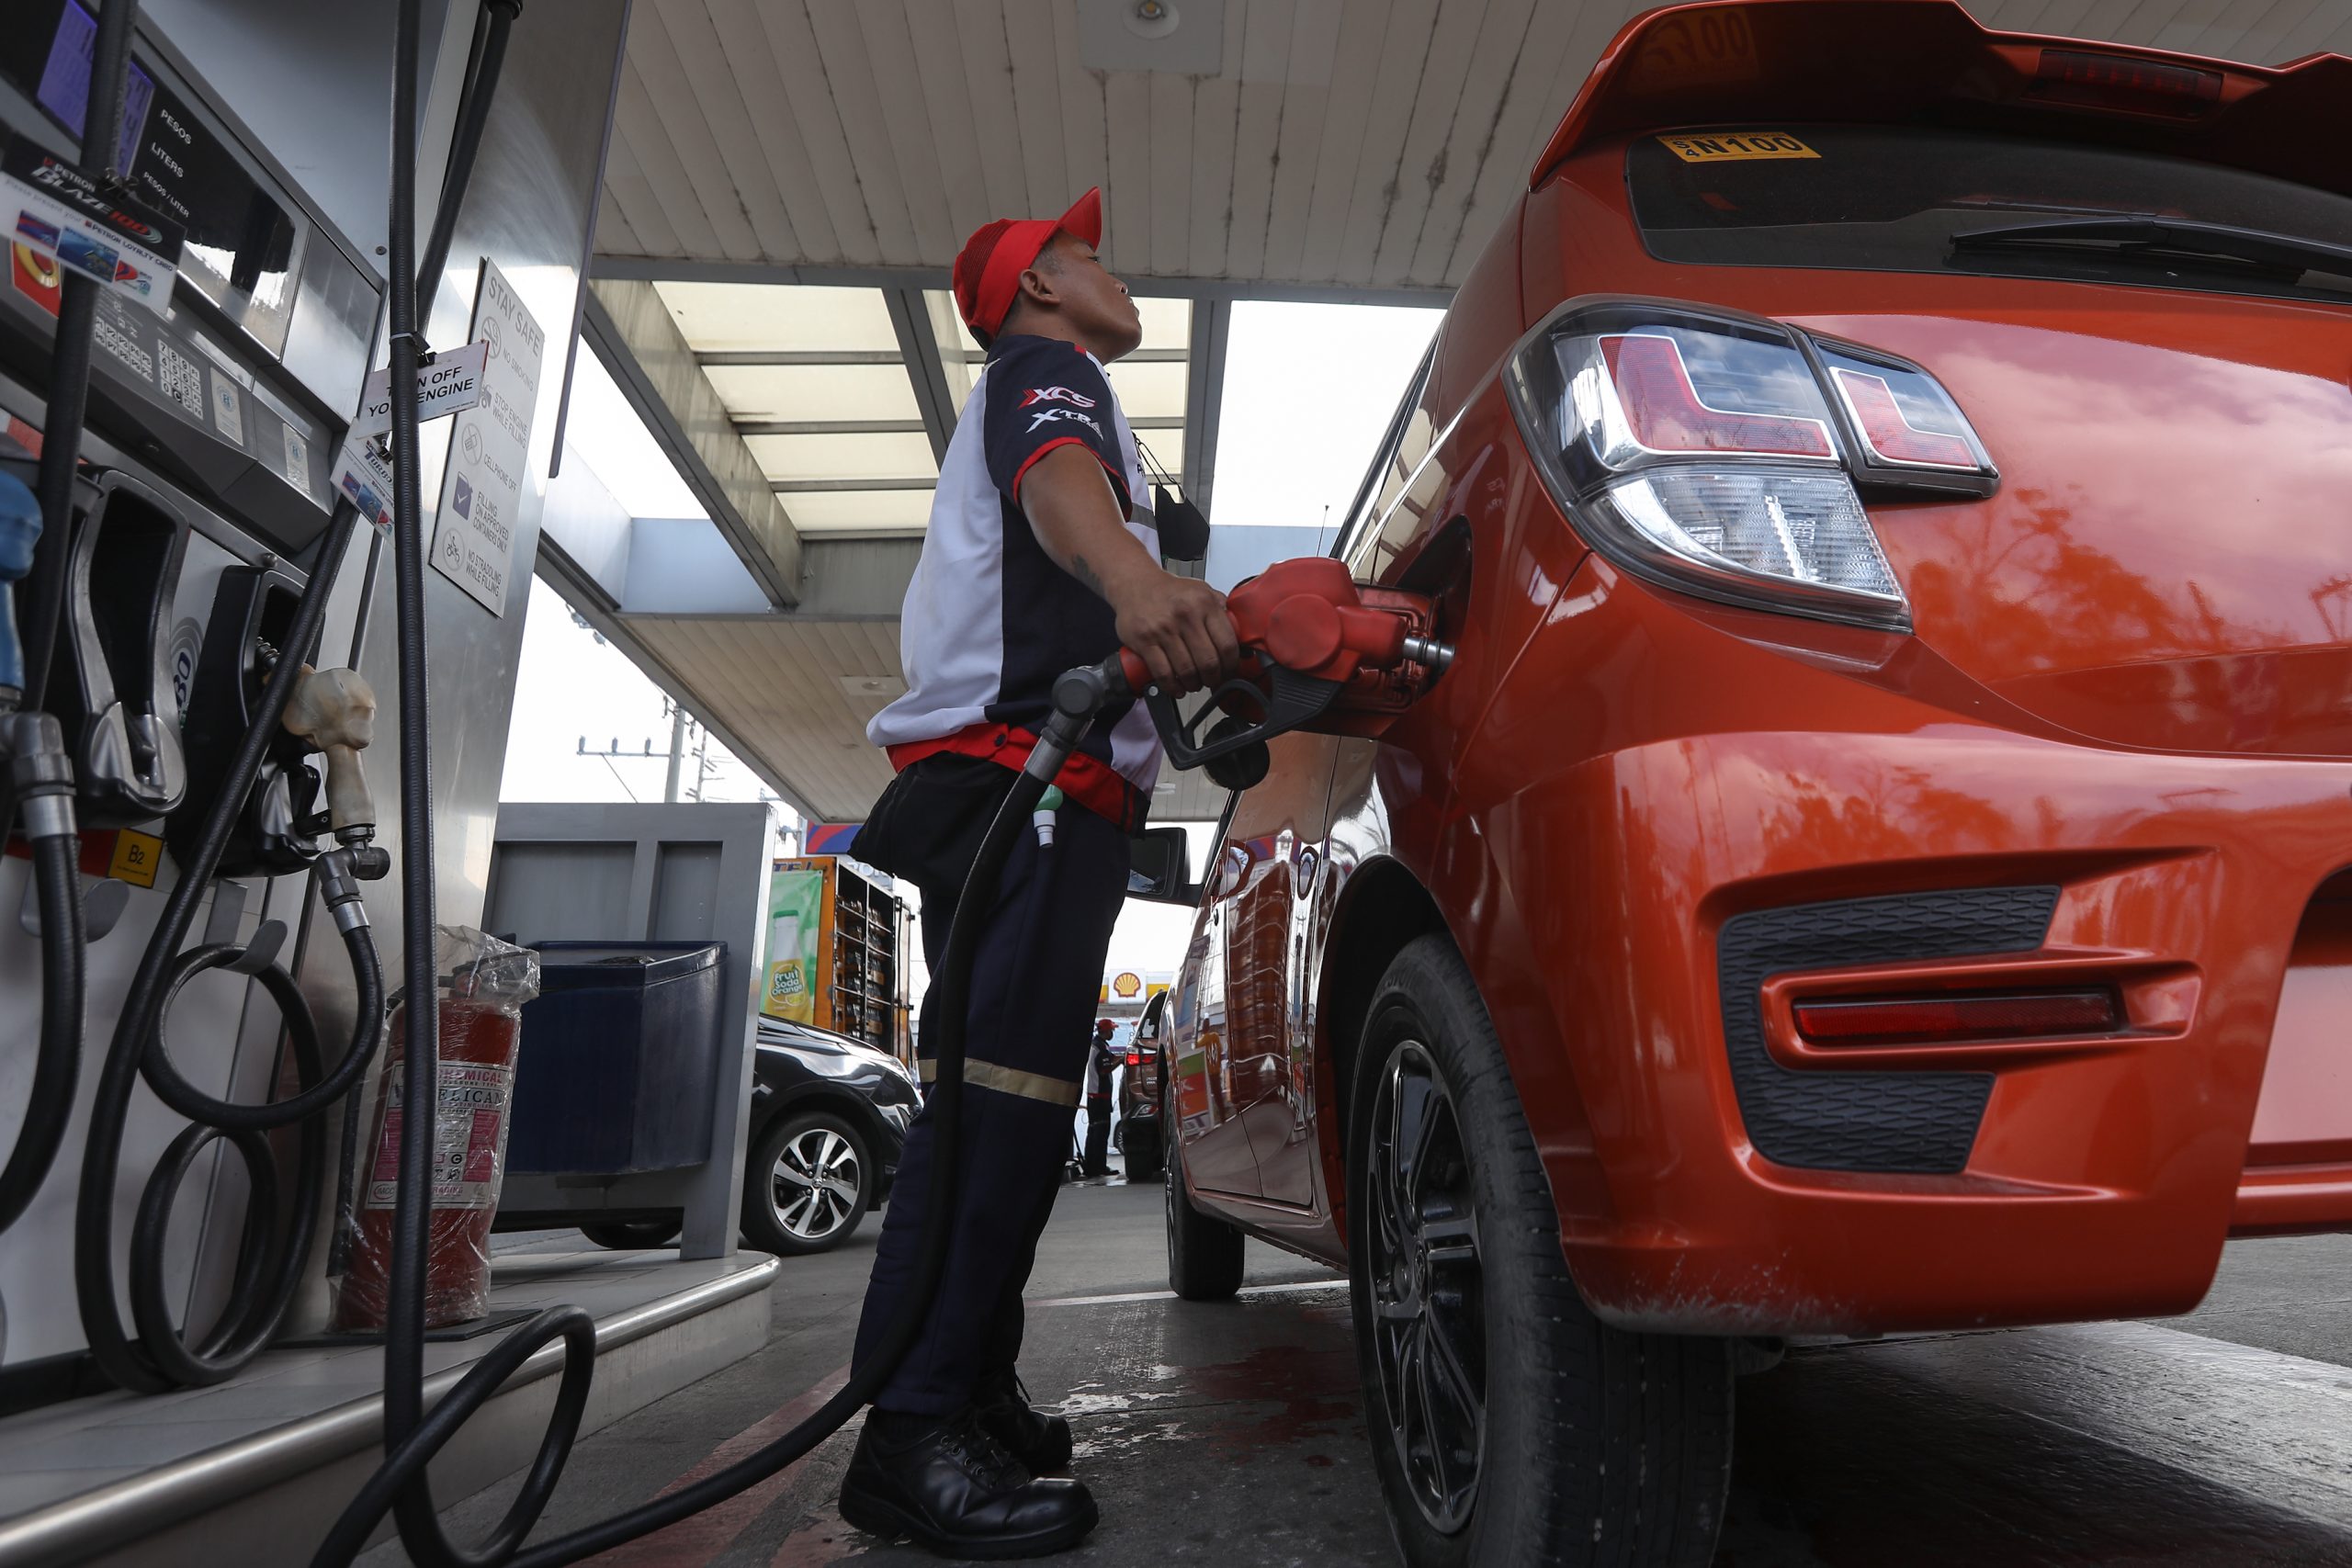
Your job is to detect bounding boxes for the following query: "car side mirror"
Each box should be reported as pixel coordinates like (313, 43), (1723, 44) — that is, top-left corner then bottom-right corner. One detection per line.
(1125, 826), (1200, 906)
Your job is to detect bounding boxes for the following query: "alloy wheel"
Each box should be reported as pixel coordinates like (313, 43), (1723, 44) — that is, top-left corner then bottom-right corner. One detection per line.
(769, 1125), (863, 1243)
(1366, 1039), (1486, 1535)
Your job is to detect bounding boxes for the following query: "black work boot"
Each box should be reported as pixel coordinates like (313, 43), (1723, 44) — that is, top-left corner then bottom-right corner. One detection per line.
(976, 1369), (1075, 1474)
(840, 1407), (1097, 1560)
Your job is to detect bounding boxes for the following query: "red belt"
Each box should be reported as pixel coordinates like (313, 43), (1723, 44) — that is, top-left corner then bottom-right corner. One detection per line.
(888, 723), (1147, 833)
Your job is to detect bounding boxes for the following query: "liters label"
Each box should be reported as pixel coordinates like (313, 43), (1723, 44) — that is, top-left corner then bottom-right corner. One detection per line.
(349, 341), (491, 438)
(1657, 131), (1818, 163)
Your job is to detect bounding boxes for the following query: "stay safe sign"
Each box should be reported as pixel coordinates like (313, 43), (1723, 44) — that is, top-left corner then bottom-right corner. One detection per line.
(431, 259), (545, 616)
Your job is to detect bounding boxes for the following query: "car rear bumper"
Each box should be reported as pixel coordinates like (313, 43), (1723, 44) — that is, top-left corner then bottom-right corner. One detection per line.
(1469, 566), (2352, 1336)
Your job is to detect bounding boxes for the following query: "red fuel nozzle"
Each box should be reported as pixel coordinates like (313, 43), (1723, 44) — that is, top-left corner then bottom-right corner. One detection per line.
(1105, 557), (1453, 774)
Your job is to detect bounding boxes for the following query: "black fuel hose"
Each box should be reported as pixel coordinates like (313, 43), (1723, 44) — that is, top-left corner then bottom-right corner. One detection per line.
(311, 17), (1118, 1546)
(0, 828), (84, 1233)
(73, 502), (360, 1394)
(15, 0), (138, 720)
(418, 0), (521, 317)
(0, 0), (134, 1258)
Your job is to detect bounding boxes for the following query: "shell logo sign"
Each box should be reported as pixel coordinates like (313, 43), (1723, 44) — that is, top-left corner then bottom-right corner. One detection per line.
(1098, 970), (1170, 1009)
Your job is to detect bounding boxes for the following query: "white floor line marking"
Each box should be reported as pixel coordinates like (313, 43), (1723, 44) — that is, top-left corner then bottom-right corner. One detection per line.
(1030, 1277), (1346, 1309)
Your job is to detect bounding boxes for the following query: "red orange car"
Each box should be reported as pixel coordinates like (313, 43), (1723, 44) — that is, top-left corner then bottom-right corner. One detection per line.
(1155, 3), (2352, 1562)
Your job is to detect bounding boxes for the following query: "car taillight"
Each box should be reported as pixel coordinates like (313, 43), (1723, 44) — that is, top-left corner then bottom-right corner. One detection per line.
(1505, 300), (1996, 633)
(1815, 342), (1994, 480)
(1793, 989), (2120, 1046)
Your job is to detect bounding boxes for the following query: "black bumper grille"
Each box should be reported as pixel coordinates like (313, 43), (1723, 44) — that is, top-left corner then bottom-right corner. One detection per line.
(1715, 886), (2058, 1174)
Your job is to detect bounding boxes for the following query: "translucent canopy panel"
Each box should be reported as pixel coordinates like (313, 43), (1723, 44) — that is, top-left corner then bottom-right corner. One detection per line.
(1136, 297), (1190, 351)
(1132, 431), (1185, 484)
(655, 282), (898, 354)
(1104, 359), (1188, 422)
(783, 489), (937, 535)
(704, 364), (920, 424)
(748, 431), (938, 483)
(925, 289), (978, 415)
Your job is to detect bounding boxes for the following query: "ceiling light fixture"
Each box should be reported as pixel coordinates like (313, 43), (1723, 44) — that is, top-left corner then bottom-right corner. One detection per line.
(1126, 0), (1181, 40)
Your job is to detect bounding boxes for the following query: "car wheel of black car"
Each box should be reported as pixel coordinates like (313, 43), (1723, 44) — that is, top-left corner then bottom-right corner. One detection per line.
(1165, 1108), (1244, 1301)
(1125, 1118), (1164, 1183)
(577, 1218), (681, 1250)
(742, 1109), (873, 1256)
(1349, 934), (1733, 1568)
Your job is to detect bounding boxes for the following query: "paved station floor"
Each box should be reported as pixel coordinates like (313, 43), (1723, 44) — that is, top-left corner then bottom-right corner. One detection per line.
(377, 1172), (2352, 1567)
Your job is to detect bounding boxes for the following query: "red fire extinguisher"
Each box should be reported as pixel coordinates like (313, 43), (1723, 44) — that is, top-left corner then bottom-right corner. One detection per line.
(334, 930), (537, 1331)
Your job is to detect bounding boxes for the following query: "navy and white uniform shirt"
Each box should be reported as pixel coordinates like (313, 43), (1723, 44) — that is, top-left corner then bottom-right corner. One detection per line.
(867, 334), (1160, 823)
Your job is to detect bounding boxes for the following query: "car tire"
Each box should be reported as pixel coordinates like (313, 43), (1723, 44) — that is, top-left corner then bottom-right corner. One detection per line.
(1348, 934), (1733, 1568)
(742, 1109), (873, 1256)
(578, 1217), (681, 1250)
(1125, 1118), (1164, 1184)
(1165, 1108), (1244, 1301)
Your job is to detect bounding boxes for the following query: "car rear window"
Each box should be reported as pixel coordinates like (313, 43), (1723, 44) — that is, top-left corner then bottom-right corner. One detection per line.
(1627, 125), (2352, 307)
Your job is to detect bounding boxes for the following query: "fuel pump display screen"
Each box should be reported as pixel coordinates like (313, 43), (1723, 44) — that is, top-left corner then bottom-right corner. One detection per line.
(3, 0), (306, 357)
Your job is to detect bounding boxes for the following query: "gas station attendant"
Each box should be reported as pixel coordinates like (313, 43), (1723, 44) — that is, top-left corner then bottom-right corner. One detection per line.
(842, 186), (1238, 1557)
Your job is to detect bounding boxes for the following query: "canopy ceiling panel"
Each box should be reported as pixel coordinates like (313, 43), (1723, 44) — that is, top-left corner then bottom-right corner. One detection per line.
(596, 1), (2352, 293)
(703, 364), (922, 423)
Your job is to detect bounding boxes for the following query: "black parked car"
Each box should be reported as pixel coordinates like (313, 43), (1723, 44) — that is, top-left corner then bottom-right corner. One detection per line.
(579, 1017), (917, 1256)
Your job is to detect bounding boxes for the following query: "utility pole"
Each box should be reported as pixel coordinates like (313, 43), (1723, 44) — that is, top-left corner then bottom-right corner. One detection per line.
(663, 702), (687, 804)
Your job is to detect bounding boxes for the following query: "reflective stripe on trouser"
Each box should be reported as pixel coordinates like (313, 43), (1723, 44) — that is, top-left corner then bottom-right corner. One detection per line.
(853, 793), (1129, 1416)
(917, 1056), (1083, 1107)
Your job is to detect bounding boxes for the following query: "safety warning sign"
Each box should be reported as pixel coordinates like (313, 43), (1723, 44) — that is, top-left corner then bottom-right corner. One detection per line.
(364, 1061), (514, 1211)
(431, 258), (544, 615)
(350, 340), (489, 439)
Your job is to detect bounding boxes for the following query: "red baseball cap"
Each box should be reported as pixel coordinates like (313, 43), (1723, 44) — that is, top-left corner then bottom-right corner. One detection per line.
(952, 187), (1103, 344)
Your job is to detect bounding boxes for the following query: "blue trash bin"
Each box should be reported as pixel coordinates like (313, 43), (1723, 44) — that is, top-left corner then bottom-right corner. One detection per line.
(508, 941), (727, 1175)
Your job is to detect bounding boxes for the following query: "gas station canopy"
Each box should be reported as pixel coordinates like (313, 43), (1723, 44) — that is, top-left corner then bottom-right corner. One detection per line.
(545, 0), (2352, 826)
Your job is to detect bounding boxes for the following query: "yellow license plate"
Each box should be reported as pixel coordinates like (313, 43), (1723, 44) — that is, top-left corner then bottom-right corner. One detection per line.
(1657, 131), (1819, 164)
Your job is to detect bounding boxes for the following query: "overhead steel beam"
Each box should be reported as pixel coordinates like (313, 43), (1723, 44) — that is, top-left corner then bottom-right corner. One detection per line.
(699, 349), (904, 367)
(883, 287), (958, 465)
(618, 536), (926, 623)
(954, 346), (1187, 364)
(773, 477), (937, 492)
(741, 419), (926, 435)
(737, 415), (1180, 436)
(1182, 299), (1232, 519)
(592, 254), (1455, 308)
(583, 280), (803, 605)
(695, 345), (1190, 368)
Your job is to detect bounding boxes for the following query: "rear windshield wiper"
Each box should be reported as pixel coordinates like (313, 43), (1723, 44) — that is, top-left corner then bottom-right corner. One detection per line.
(1950, 217), (2352, 280)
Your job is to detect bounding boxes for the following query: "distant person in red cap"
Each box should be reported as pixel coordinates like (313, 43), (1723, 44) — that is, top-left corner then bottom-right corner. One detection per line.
(845, 188), (1236, 1557)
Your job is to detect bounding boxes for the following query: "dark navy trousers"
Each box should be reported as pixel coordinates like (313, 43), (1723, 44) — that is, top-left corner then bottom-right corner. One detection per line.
(853, 781), (1129, 1416)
